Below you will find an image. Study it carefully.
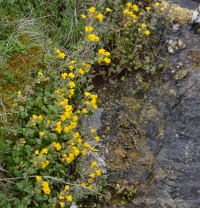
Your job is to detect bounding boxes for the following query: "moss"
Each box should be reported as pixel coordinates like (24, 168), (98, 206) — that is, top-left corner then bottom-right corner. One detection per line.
(0, 34), (44, 123)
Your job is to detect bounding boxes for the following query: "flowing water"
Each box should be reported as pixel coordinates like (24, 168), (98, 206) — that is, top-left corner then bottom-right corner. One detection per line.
(168, 0), (200, 9)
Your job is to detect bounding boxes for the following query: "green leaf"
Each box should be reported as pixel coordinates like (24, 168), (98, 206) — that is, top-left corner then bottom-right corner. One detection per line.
(24, 185), (33, 194)
(34, 194), (43, 201)
(16, 180), (26, 189)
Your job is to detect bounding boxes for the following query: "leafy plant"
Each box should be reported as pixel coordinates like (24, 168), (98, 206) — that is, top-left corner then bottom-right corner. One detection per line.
(0, 0), (169, 207)
(1, 71), (19, 85)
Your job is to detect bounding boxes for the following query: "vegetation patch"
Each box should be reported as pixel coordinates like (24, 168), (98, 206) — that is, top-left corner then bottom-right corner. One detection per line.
(0, 1), (169, 207)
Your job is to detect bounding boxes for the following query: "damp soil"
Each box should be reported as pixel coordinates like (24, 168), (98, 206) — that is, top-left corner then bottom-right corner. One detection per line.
(90, 20), (200, 208)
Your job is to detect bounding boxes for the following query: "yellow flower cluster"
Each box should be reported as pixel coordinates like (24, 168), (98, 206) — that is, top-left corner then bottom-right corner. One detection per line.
(84, 91), (98, 109)
(31, 114), (43, 126)
(88, 34), (100, 42)
(97, 48), (111, 64)
(36, 177), (51, 195)
(52, 142), (62, 150)
(85, 26), (94, 32)
(58, 186), (73, 207)
(42, 181), (51, 194)
(55, 49), (66, 59)
(123, 3), (139, 27)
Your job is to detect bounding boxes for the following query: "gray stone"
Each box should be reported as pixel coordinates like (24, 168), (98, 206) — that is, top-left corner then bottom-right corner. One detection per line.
(172, 23), (180, 32)
(166, 38), (186, 54)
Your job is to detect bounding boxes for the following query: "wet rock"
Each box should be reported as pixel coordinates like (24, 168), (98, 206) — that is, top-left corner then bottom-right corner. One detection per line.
(174, 70), (189, 80)
(191, 5), (200, 24)
(166, 38), (186, 54)
(189, 50), (200, 58)
(178, 51), (188, 59)
(172, 23), (181, 32)
(183, 31), (190, 39)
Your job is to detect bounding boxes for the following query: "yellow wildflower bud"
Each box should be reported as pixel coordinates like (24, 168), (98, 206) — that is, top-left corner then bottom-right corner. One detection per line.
(81, 14), (86, 19)
(87, 178), (94, 183)
(64, 185), (70, 190)
(155, 2), (160, 6)
(57, 53), (66, 58)
(85, 26), (94, 32)
(90, 173), (96, 178)
(88, 7), (96, 13)
(96, 169), (102, 176)
(146, 7), (151, 11)
(91, 161), (98, 166)
(97, 13), (103, 22)
(106, 8), (113, 12)
(144, 30), (150, 35)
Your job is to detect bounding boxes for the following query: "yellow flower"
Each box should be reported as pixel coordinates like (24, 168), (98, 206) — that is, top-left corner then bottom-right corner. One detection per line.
(58, 53), (66, 58)
(88, 34), (100, 42)
(81, 183), (86, 186)
(90, 129), (96, 133)
(88, 184), (95, 189)
(18, 91), (22, 95)
(98, 48), (105, 55)
(55, 49), (61, 54)
(61, 73), (67, 79)
(42, 181), (51, 194)
(85, 26), (94, 32)
(132, 4), (139, 11)
(68, 81), (75, 88)
(64, 185), (70, 190)
(55, 121), (62, 133)
(41, 160), (49, 168)
(160, 7), (165, 11)
(146, 7), (151, 11)
(82, 108), (87, 113)
(94, 136), (100, 141)
(96, 13), (103, 22)
(73, 132), (80, 138)
(82, 149), (87, 155)
(64, 126), (70, 133)
(69, 65), (74, 71)
(126, 2), (132, 7)
(35, 150), (39, 155)
(96, 169), (102, 176)
(66, 195), (73, 201)
(124, 9), (129, 14)
(68, 72), (75, 78)
(39, 132), (46, 137)
(155, 2), (160, 6)
(106, 8), (113, 12)
(90, 173), (96, 178)
(72, 116), (78, 121)
(144, 30), (150, 35)
(103, 57), (111, 64)
(42, 148), (48, 154)
(87, 178), (94, 183)
(36, 176), (43, 181)
(104, 51), (111, 56)
(91, 161), (98, 166)
(38, 72), (43, 76)
(141, 23), (146, 27)
(78, 68), (85, 74)
(59, 202), (65, 208)
(81, 14), (86, 19)
(56, 143), (62, 150)
(88, 7), (96, 13)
